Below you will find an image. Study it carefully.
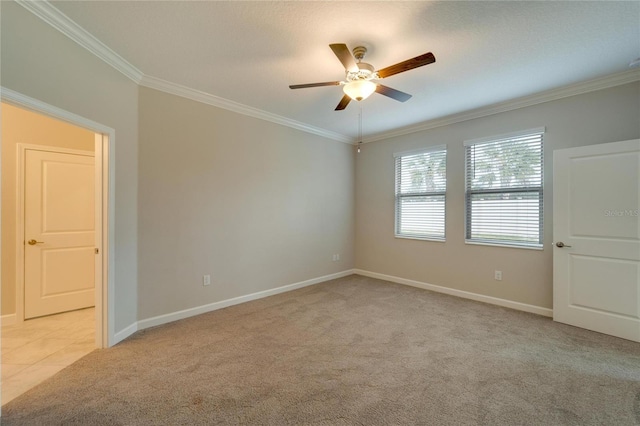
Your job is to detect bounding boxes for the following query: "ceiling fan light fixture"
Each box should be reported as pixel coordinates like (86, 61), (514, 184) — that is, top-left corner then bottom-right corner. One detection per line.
(343, 80), (376, 101)
(290, 43), (435, 110)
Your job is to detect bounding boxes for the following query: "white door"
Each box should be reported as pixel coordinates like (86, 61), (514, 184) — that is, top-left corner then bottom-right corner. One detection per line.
(553, 139), (640, 342)
(24, 148), (95, 319)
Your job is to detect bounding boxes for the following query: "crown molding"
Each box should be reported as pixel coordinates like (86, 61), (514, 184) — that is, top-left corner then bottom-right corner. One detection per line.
(140, 75), (353, 144)
(365, 69), (640, 143)
(16, 0), (144, 83)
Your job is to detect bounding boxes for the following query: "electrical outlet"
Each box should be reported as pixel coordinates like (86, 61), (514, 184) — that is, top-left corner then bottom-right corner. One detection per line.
(331, 254), (340, 261)
(203, 274), (211, 286)
(336, 254), (340, 261)
(494, 270), (503, 281)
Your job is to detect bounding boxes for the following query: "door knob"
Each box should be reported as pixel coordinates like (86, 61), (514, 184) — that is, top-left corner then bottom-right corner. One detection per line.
(27, 239), (44, 245)
(555, 241), (571, 248)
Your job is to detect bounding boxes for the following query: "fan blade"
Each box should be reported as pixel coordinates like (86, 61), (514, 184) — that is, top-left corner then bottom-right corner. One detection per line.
(335, 95), (351, 111)
(289, 81), (341, 89)
(329, 44), (358, 73)
(376, 52), (436, 79)
(375, 84), (412, 102)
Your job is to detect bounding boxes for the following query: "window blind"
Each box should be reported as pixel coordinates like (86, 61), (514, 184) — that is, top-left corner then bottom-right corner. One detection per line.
(465, 130), (543, 247)
(395, 147), (447, 240)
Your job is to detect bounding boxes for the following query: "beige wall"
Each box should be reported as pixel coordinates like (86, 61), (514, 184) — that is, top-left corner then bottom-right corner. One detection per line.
(1, 103), (95, 316)
(138, 87), (355, 319)
(1, 2), (139, 332)
(355, 82), (640, 309)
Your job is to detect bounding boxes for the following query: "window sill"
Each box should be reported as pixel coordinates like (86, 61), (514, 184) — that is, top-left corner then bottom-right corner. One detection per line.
(395, 235), (445, 243)
(465, 240), (544, 251)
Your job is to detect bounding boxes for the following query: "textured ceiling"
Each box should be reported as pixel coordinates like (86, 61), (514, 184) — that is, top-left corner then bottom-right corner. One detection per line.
(51, 1), (640, 140)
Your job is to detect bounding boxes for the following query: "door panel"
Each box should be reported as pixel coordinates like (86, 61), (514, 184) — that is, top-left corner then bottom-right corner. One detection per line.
(42, 161), (95, 232)
(41, 247), (95, 296)
(24, 149), (95, 319)
(569, 153), (639, 239)
(553, 139), (640, 342)
(569, 255), (638, 317)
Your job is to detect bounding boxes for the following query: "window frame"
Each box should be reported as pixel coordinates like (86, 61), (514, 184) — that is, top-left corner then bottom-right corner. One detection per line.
(394, 145), (447, 242)
(464, 128), (545, 249)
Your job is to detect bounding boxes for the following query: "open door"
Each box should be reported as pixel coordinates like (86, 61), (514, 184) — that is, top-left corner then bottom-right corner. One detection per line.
(553, 139), (640, 342)
(23, 147), (95, 319)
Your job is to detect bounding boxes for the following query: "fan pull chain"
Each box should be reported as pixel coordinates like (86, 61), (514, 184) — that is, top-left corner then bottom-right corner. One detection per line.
(357, 107), (363, 153)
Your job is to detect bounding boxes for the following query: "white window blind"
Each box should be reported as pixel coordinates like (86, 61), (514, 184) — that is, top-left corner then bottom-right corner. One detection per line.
(465, 129), (544, 247)
(395, 146), (447, 240)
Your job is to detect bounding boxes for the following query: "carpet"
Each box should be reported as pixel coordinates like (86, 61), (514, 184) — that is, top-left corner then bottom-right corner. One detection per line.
(3, 275), (640, 425)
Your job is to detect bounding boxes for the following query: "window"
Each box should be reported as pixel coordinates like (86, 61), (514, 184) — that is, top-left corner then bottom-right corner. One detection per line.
(465, 128), (544, 248)
(395, 146), (447, 240)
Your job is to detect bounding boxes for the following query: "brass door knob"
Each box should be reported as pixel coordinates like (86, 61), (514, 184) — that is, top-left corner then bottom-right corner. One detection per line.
(27, 239), (44, 245)
(555, 241), (571, 248)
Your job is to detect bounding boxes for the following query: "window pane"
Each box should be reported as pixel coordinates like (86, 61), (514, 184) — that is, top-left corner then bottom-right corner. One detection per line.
(397, 195), (445, 239)
(398, 151), (446, 195)
(468, 134), (542, 191)
(468, 192), (541, 244)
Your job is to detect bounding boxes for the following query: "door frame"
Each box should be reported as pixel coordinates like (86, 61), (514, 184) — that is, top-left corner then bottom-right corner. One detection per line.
(17, 144), (95, 320)
(2, 87), (115, 348)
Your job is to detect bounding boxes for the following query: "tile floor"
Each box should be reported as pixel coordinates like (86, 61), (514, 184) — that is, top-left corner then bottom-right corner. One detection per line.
(1, 308), (95, 405)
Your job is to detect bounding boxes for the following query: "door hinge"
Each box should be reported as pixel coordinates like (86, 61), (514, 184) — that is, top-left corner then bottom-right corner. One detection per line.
(95, 248), (99, 254)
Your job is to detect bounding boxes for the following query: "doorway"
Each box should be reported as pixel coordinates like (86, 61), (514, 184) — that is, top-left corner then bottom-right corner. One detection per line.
(0, 95), (113, 348)
(1, 97), (112, 403)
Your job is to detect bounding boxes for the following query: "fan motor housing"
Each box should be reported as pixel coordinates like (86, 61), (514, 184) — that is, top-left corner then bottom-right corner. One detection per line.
(347, 62), (376, 81)
(357, 62), (374, 74)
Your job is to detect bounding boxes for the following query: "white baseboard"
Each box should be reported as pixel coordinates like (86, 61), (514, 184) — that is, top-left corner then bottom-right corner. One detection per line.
(113, 322), (139, 345)
(1, 313), (17, 326)
(135, 269), (356, 333)
(354, 269), (553, 317)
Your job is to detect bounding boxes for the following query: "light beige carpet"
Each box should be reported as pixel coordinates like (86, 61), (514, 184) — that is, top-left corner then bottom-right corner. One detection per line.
(3, 275), (640, 425)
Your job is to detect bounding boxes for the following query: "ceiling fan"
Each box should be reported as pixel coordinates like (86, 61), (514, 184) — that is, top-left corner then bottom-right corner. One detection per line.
(289, 44), (436, 110)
